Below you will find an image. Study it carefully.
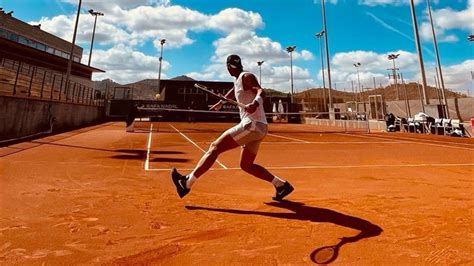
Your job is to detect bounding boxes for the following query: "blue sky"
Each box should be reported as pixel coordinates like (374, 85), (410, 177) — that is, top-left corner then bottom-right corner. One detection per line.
(2, 0), (473, 93)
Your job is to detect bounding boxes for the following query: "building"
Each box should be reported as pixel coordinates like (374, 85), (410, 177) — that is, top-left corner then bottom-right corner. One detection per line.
(0, 9), (104, 103)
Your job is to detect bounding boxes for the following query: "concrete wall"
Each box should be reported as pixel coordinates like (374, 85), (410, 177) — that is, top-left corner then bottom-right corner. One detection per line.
(0, 96), (104, 142)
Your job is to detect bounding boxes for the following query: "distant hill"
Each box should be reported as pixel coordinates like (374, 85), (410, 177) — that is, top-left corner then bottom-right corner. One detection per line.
(170, 75), (195, 81)
(295, 82), (467, 103)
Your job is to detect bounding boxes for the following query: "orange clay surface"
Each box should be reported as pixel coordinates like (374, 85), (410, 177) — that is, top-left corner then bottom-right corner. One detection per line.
(1, 122), (473, 265)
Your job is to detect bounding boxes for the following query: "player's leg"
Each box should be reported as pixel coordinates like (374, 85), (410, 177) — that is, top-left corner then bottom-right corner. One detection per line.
(171, 125), (240, 198)
(192, 134), (239, 178)
(239, 140), (294, 201)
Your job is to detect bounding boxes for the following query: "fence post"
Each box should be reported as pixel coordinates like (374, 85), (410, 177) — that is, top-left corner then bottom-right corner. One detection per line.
(13, 61), (22, 95)
(59, 76), (64, 100)
(40, 70), (47, 98)
(50, 74), (56, 99)
(28, 66), (37, 97)
(81, 86), (85, 104)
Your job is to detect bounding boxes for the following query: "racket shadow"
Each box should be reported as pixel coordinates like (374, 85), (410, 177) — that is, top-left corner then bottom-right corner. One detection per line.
(186, 200), (382, 264)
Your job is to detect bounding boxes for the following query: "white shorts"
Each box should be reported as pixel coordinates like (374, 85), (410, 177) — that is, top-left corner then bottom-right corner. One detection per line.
(225, 120), (268, 155)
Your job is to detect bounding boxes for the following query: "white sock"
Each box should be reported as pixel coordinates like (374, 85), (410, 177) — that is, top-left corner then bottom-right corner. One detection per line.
(186, 172), (197, 189)
(271, 176), (285, 188)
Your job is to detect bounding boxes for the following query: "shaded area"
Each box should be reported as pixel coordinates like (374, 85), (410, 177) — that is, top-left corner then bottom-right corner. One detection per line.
(186, 200), (382, 264)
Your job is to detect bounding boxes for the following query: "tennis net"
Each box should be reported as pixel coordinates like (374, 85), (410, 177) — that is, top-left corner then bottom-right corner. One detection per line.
(128, 107), (370, 134)
(127, 108), (369, 133)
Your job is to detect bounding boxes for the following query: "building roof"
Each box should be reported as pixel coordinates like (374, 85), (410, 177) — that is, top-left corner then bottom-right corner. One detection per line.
(0, 11), (83, 57)
(0, 37), (104, 79)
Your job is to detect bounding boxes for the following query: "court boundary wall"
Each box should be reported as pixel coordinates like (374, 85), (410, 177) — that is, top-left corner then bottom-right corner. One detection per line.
(0, 96), (105, 143)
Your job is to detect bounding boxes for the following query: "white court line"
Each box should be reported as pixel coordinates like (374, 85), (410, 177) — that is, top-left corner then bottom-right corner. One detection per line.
(192, 141), (403, 145)
(144, 124), (153, 171)
(267, 133), (310, 143)
(337, 133), (474, 151)
(147, 162), (474, 171)
(168, 124), (228, 169)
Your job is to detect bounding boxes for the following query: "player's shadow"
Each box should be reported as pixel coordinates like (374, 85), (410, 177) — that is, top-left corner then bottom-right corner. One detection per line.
(186, 200), (382, 264)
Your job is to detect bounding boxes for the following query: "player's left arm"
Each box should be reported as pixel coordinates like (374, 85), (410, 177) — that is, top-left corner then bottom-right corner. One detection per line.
(242, 73), (265, 114)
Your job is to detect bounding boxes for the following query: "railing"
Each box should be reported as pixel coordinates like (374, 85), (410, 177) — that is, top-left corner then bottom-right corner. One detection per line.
(0, 57), (104, 106)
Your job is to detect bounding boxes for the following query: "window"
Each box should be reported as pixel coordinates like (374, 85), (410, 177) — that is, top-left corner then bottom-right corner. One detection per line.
(54, 49), (62, 57)
(19, 36), (28, 45)
(8, 32), (19, 42)
(46, 46), (54, 54)
(73, 56), (80, 62)
(36, 43), (46, 51)
(0, 28), (8, 39)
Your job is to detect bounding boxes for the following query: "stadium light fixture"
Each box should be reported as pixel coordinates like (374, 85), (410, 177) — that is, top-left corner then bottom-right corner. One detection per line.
(286, 46), (296, 103)
(88, 9), (104, 66)
(353, 62), (364, 110)
(157, 39), (166, 97)
(257, 61), (264, 85)
(387, 54), (400, 101)
(315, 30), (327, 111)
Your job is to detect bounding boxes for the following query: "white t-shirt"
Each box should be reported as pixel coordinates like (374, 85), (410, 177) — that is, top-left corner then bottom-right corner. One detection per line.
(234, 71), (267, 125)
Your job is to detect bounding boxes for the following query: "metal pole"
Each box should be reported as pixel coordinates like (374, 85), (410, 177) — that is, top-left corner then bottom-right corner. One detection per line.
(416, 81), (425, 113)
(321, 0), (333, 108)
(392, 59), (400, 100)
(65, 0), (82, 101)
(88, 15), (98, 66)
(257, 61), (264, 86)
(426, 0), (448, 118)
(351, 80), (358, 112)
(401, 73), (411, 117)
(356, 66), (361, 102)
(409, 0), (429, 105)
(290, 51), (294, 104)
(157, 39), (165, 97)
(434, 68), (442, 105)
(316, 32), (327, 111)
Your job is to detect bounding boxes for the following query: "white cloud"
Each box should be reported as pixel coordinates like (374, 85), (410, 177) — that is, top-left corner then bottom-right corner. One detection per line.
(186, 29), (314, 91)
(207, 8), (264, 33)
(359, 0), (422, 6)
(327, 50), (473, 93)
(87, 44), (170, 84)
(424, 60), (474, 92)
(420, 0), (474, 42)
(326, 50), (420, 90)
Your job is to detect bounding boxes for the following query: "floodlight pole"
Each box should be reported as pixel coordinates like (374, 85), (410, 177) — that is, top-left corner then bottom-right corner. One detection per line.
(286, 46), (296, 104)
(315, 31), (327, 111)
(65, 0), (82, 101)
(257, 61), (264, 85)
(388, 54), (400, 101)
(88, 9), (104, 66)
(409, 0), (429, 105)
(321, 0), (333, 108)
(426, 0), (448, 118)
(157, 39), (166, 95)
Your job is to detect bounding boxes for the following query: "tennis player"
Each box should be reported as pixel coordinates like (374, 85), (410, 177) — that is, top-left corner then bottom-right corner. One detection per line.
(171, 54), (294, 201)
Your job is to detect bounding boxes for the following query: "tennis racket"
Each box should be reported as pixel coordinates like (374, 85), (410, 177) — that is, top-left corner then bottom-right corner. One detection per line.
(194, 83), (247, 109)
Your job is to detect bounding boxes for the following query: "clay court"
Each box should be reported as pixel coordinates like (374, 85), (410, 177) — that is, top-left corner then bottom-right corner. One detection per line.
(1, 121), (473, 264)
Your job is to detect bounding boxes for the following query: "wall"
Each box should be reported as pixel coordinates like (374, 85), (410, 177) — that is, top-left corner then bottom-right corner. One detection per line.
(0, 96), (104, 142)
